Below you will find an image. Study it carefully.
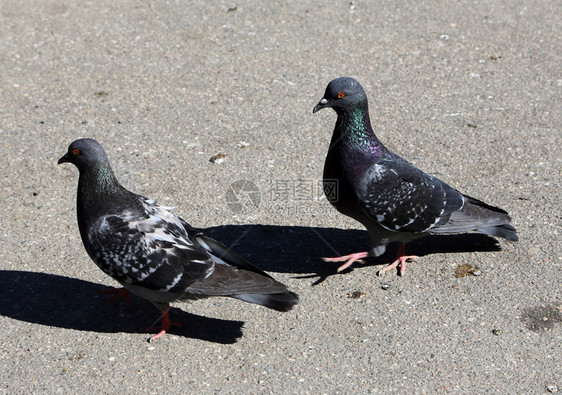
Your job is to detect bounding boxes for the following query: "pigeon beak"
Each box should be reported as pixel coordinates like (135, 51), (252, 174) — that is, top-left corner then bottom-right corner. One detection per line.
(313, 98), (329, 113)
(58, 153), (70, 164)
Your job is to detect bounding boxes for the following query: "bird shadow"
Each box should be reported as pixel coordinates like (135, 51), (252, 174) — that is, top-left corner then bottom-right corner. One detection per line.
(202, 224), (503, 284)
(1, 228), (500, 339)
(0, 270), (243, 344)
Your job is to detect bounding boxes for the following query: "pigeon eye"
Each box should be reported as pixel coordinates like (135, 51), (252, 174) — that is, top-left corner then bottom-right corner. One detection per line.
(72, 148), (79, 155)
(337, 92), (345, 99)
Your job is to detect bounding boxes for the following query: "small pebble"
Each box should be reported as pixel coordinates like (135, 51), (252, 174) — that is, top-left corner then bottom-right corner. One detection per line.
(492, 329), (502, 336)
(209, 153), (227, 164)
(381, 282), (390, 290)
(547, 384), (558, 393)
(347, 291), (365, 299)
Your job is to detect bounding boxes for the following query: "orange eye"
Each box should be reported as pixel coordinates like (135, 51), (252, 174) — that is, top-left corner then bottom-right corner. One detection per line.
(72, 148), (79, 155)
(337, 92), (345, 99)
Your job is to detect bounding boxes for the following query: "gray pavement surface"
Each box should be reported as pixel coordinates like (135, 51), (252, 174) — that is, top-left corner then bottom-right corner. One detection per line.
(1, 0), (560, 393)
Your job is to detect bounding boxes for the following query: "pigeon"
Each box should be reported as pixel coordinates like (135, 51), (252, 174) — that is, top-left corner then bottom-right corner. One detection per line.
(313, 77), (518, 275)
(58, 138), (298, 341)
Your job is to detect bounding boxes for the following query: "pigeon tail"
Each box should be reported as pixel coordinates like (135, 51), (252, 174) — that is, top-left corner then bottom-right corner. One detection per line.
(432, 194), (518, 241)
(232, 291), (299, 312)
(478, 223), (518, 242)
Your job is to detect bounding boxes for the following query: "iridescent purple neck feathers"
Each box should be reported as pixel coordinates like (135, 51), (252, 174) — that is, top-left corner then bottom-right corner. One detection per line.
(333, 106), (386, 170)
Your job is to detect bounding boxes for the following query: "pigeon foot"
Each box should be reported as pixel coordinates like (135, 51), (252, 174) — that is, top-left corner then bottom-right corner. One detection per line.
(323, 251), (369, 272)
(145, 307), (181, 342)
(377, 244), (417, 276)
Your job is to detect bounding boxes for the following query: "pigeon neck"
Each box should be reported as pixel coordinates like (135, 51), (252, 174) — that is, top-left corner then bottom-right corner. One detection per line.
(334, 105), (384, 161)
(77, 162), (126, 208)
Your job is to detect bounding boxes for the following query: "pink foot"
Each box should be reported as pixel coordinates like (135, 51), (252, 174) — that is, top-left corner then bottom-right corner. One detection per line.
(322, 251), (369, 272)
(377, 244), (418, 276)
(98, 287), (131, 305)
(144, 306), (181, 342)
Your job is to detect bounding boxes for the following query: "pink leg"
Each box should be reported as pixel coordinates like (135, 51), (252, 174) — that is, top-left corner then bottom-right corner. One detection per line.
(144, 305), (181, 342)
(323, 251), (369, 272)
(98, 287), (131, 305)
(377, 243), (418, 276)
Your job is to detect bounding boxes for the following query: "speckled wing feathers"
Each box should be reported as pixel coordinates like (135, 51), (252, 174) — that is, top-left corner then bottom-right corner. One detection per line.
(87, 198), (214, 294)
(86, 196), (297, 303)
(357, 154), (464, 234)
(356, 153), (517, 240)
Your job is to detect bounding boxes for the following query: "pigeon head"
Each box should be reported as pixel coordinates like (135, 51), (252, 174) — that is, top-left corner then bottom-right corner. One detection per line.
(313, 77), (368, 115)
(58, 138), (109, 170)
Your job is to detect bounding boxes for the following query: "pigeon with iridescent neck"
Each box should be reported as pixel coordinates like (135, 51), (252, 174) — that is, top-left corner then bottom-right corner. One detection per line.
(313, 77), (518, 275)
(58, 138), (298, 341)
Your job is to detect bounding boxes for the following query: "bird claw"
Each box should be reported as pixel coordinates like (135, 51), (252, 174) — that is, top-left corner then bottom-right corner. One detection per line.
(146, 320), (182, 342)
(377, 255), (418, 276)
(148, 330), (166, 342)
(337, 259), (366, 272)
(144, 307), (181, 341)
(322, 252), (369, 272)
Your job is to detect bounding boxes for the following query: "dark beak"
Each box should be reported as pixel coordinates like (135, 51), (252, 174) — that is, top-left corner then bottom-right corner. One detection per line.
(313, 98), (329, 113)
(58, 153), (70, 164)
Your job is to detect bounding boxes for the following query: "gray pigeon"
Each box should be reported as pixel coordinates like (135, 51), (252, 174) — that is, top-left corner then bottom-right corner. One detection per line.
(58, 138), (298, 341)
(313, 77), (518, 275)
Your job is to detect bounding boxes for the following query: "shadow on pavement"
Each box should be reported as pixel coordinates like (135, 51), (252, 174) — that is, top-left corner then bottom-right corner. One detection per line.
(202, 224), (503, 284)
(0, 226), (501, 340)
(0, 270), (243, 344)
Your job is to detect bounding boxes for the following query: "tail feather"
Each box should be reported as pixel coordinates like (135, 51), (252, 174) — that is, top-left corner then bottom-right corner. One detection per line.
(464, 195), (509, 215)
(191, 232), (275, 279)
(233, 291), (299, 312)
(478, 223), (518, 241)
(431, 194), (518, 241)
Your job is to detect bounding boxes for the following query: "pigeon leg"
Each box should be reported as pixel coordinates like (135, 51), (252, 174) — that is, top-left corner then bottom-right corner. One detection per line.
(97, 287), (131, 305)
(323, 251), (369, 272)
(377, 243), (418, 276)
(145, 305), (181, 342)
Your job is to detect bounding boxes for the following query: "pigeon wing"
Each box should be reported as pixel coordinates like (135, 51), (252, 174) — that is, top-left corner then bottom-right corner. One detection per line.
(87, 208), (214, 294)
(356, 154), (465, 234)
